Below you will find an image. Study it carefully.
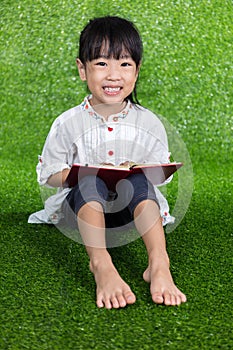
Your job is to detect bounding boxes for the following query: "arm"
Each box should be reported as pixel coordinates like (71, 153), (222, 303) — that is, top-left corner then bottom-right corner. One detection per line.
(37, 115), (73, 187)
(47, 168), (70, 187)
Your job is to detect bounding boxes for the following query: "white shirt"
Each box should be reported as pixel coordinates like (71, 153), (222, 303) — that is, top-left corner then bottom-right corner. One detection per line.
(28, 96), (174, 225)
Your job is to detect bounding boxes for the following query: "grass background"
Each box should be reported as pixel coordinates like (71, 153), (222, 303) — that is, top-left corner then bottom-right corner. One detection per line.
(0, 0), (232, 349)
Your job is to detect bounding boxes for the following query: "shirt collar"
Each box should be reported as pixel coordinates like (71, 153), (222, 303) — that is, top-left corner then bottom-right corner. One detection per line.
(81, 95), (132, 120)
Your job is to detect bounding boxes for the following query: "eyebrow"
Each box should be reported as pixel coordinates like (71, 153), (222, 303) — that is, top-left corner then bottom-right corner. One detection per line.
(97, 53), (132, 59)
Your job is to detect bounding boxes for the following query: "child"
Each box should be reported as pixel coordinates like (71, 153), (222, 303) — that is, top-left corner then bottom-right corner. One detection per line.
(29, 16), (187, 309)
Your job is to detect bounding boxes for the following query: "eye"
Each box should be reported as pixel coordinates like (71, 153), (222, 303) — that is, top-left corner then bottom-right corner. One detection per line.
(95, 61), (107, 67)
(121, 62), (132, 67)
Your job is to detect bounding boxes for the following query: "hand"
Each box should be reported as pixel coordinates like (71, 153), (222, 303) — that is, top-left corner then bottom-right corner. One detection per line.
(100, 162), (115, 166)
(120, 161), (136, 167)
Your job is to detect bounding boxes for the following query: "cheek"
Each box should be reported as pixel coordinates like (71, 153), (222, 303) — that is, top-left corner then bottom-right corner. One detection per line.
(131, 75), (138, 86)
(88, 71), (102, 83)
(125, 72), (137, 83)
(132, 70), (139, 82)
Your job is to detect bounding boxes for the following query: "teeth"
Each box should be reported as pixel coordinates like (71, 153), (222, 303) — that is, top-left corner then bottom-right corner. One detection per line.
(104, 87), (121, 92)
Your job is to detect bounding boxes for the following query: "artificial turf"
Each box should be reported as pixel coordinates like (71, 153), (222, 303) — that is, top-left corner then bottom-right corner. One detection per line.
(0, 0), (232, 349)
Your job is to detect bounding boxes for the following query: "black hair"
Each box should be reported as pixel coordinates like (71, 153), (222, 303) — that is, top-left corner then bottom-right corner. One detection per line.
(78, 16), (143, 104)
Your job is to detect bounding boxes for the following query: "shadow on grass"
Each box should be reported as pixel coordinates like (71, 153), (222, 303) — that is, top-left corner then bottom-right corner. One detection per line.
(1, 212), (152, 302)
(1, 212), (93, 298)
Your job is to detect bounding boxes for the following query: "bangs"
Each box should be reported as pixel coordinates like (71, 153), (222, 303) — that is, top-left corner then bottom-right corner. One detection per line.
(88, 37), (132, 61)
(79, 16), (142, 66)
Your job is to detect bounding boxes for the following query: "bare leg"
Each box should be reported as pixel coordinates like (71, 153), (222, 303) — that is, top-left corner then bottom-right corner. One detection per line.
(134, 200), (187, 306)
(77, 201), (136, 309)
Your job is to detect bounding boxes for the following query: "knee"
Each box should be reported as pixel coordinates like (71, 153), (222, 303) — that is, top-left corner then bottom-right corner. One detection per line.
(78, 200), (104, 216)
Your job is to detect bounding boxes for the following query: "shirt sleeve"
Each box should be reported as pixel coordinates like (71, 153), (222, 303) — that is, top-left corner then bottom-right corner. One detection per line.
(145, 113), (173, 185)
(145, 114), (171, 164)
(36, 117), (71, 186)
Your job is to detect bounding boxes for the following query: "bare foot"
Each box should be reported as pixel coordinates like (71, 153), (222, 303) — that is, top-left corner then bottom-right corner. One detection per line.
(90, 258), (136, 309)
(143, 261), (187, 306)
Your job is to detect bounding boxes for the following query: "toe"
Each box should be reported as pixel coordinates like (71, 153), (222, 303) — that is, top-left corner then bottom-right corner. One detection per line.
(125, 290), (136, 305)
(180, 292), (187, 303)
(104, 299), (113, 309)
(97, 294), (112, 309)
(116, 294), (127, 308)
(176, 295), (182, 306)
(111, 296), (120, 309)
(170, 294), (177, 306)
(96, 297), (104, 308)
(152, 292), (164, 304)
(163, 291), (172, 305)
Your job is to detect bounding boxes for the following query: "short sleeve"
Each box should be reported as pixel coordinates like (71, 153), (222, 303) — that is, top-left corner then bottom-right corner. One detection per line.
(36, 117), (72, 186)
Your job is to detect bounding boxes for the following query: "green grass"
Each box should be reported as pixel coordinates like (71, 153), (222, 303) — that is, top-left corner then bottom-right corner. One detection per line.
(0, 0), (232, 349)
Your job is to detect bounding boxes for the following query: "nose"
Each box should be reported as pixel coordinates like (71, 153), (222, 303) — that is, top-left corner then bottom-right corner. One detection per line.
(106, 61), (121, 81)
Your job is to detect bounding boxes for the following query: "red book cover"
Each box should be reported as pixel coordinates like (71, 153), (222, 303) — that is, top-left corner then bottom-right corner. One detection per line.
(65, 162), (183, 191)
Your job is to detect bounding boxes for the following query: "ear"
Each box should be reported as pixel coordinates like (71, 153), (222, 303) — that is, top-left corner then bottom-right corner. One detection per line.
(136, 61), (142, 79)
(76, 59), (87, 81)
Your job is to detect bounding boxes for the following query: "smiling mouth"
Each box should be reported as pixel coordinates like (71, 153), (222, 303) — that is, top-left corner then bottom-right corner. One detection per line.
(103, 87), (122, 93)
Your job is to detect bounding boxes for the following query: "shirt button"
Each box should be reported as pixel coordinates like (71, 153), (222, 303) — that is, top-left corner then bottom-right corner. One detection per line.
(108, 150), (114, 156)
(113, 117), (118, 122)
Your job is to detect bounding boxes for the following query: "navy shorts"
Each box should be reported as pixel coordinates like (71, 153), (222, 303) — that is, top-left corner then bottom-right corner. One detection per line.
(62, 173), (158, 229)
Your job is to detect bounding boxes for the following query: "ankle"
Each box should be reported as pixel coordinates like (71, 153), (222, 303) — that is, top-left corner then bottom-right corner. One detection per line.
(88, 249), (112, 271)
(148, 249), (170, 268)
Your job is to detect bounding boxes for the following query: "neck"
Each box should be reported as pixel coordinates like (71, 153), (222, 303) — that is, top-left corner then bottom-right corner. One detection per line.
(90, 100), (127, 119)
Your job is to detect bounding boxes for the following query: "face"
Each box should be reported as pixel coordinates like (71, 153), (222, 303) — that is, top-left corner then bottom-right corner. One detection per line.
(77, 52), (140, 108)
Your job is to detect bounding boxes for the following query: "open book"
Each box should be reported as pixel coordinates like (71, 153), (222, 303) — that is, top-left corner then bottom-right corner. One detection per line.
(65, 162), (183, 191)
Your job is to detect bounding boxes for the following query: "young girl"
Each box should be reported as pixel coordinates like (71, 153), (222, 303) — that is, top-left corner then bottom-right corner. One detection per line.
(29, 16), (187, 309)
